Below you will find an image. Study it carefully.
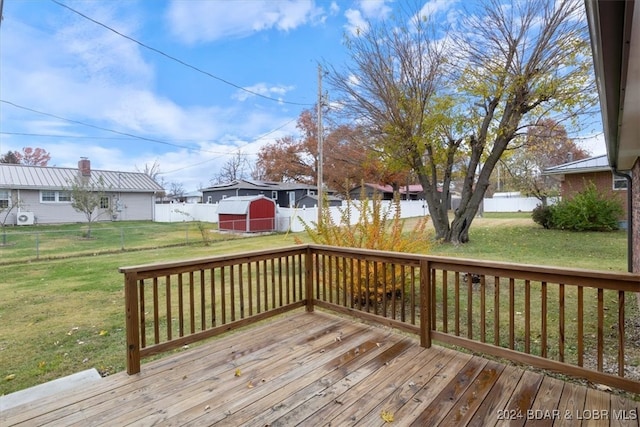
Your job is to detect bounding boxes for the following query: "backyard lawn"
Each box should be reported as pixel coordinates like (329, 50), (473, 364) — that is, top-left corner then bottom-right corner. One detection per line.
(0, 214), (632, 396)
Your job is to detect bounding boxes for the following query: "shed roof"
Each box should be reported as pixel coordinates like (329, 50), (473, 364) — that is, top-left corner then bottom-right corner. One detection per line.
(217, 195), (275, 215)
(542, 155), (611, 176)
(0, 163), (164, 193)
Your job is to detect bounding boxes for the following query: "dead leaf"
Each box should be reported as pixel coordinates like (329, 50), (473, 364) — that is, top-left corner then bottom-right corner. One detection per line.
(234, 368), (242, 377)
(247, 381), (254, 388)
(99, 330), (109, 336)
(381, 410), (394, 423)
(595, 383), (612, 392)
(5, 374), (16, 381)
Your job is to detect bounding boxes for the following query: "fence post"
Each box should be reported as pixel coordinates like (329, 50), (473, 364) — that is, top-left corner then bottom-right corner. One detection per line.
(305, 246), (314, 312)
(124, 272), (141, 374)
(420, 259), (431, 348)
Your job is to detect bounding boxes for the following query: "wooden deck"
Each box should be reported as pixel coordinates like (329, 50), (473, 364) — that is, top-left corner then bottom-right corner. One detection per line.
(3, 311), (639, 426)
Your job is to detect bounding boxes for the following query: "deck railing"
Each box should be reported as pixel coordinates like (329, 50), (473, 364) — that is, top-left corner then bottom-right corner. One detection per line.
(121, 244), (640, 393)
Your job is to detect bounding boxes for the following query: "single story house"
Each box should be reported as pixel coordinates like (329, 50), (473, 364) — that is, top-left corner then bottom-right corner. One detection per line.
(349, 183), (425, 200)
(543, 155), (628, 219)
(0, 158), (164, 225)
(201, 179), (324, 208)
(296, 194), (342, 208)
(586, 0), (640, 273)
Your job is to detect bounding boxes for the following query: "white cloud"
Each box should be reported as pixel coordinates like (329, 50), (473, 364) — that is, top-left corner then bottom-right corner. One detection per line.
(232, 83), (295, 102)
(344, 9), (369, 36)
(344, 0), (393, 37)
(418, 0), (458, 20)
(166, 0), (325, 44)
(358, 0), (392, 19)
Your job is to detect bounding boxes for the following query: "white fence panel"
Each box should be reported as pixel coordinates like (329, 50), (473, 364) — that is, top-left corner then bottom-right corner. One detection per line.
(483, 196), (557, 212)
(155, 203), (218, 223)
(154, 200), (429, 230)
(275, 200), (429, 232)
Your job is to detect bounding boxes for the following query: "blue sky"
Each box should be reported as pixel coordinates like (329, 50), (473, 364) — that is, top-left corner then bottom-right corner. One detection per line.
(0, 0), (606, 192)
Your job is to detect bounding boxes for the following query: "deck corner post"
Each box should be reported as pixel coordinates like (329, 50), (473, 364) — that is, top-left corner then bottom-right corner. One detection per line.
(420, 259), (432, 348)
(305, 247), (315, 312)
(124, 272), (141, 374)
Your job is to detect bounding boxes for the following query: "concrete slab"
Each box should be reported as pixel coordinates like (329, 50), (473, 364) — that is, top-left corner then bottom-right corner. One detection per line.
(0, 368), (102, 411)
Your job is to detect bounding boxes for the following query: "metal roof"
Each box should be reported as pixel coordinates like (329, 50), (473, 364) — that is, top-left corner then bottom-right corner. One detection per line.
(217, 195), (275, 215)
(0, 164), (164, 193)
(542, 155), (611, 176)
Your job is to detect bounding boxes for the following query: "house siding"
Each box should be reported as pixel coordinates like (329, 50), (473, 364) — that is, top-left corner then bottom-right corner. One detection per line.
(561, 171), (628, 220)
(8, 189), (156, 225)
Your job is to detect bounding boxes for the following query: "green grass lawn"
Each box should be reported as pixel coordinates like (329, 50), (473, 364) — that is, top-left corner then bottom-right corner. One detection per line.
(0, 214), (631, 395)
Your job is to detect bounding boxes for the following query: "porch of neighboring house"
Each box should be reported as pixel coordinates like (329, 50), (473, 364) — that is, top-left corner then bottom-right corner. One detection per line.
(2, 245), (639, 426)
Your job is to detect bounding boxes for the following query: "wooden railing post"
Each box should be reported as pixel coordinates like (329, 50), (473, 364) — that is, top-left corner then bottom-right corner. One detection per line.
(305, 247), (314, 312)
(420, 259), (431, 348)
(124, 272), (141, 374)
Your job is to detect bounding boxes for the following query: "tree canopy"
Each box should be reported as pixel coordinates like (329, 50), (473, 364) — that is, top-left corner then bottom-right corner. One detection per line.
(0, 147), (51, 166)
(255, 107), (395, 196)
(499, 118), (589, 203)
(327, 0), (596, 243)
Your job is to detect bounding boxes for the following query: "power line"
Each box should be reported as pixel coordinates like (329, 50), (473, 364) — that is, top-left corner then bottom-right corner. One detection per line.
(0, 130), (280, 146)
(0, 100), (297, 156)
(1, 99), (209, 152)
(50, 0), (313, 107)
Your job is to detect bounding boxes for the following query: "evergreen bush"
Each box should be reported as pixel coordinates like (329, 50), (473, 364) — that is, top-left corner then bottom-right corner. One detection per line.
(548, 182), (623, 231)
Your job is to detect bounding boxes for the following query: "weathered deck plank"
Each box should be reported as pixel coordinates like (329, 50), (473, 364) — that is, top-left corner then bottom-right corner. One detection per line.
(2, 311), (638, 427)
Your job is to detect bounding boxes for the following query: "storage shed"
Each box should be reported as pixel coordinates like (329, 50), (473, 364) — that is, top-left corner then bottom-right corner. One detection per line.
(217, 195), (276, 232)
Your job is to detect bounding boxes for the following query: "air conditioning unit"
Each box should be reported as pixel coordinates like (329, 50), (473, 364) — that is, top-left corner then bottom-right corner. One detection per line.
(16, 212), (35, 225)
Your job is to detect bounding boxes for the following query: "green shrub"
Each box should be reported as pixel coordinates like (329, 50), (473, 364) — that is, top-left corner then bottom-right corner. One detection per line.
(531, 204), (554, 229)
(550, 182), (623, 231)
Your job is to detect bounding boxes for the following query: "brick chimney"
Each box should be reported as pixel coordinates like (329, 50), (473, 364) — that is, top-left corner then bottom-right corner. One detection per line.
(78, 157), (91, 177)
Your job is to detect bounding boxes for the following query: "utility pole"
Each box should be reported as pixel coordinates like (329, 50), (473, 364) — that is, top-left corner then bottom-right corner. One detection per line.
(317, 64), (324, 227)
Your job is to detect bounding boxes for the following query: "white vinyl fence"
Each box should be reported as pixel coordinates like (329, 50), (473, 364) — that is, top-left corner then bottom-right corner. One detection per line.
(155, 200), (429, 232)
(483, 195), (558, 212)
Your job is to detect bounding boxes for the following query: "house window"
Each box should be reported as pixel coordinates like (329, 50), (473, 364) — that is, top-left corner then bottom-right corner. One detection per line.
(100, 196), (110, 209)
(0, 190), (9, 209)
(41, 191), (56, 202)
(207, 196), (212, 204)
(613, 175), (629, 190)
(271, 191), (278, 200)
(41, 190), (72, 203)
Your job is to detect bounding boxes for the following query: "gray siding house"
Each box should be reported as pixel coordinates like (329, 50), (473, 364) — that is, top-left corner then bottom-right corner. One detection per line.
(0, 159), (164, 225)
(201, 180), (325, 208)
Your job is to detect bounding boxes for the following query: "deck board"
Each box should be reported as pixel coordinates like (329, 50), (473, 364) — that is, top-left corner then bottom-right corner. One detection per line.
(2, 311), (638, 427)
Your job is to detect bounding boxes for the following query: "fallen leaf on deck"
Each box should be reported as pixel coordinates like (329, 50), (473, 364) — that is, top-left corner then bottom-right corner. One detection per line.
(235, 368), (242, 377)
(381, 410), (394, 423)
(595, 383), (612, 392)
(247, 381), (254, 388)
